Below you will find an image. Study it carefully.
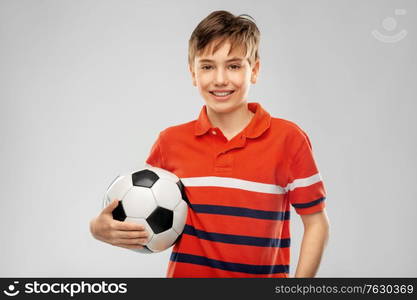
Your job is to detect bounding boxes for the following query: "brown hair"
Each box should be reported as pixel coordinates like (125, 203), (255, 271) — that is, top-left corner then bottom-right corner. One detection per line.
(188, 10), (260, 67)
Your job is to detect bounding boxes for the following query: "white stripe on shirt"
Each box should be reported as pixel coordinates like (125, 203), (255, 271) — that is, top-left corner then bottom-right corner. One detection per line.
(181, 174), (322, 195)
(145, 163), (322, 195)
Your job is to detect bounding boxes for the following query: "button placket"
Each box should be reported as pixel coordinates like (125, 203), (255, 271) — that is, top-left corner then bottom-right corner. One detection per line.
(211, 128), (230, 143)
(214, 152), (234, 175)
(218, 135), (247, 155)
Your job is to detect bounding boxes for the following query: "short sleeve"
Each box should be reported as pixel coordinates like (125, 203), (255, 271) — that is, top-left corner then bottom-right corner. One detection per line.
(287, 130), (326, 215)
(145, 132), (165, 169)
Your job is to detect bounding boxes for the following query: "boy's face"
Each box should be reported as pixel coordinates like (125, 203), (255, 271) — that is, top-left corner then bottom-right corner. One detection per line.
(189, 39), (260, 114)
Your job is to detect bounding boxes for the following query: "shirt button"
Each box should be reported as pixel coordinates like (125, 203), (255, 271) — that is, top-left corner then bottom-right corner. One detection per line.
(212, 130), (217, 135)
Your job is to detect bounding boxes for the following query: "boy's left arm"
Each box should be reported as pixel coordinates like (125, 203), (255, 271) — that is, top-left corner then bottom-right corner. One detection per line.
(294, 209), (330, 278)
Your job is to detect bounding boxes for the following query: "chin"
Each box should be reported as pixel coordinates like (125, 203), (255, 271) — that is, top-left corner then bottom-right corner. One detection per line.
(205, 100), (242, 114)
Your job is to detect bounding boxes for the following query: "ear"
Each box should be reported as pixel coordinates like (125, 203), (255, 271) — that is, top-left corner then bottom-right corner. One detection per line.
(188, 63), (197, 87)
(250, 59), (260, 84)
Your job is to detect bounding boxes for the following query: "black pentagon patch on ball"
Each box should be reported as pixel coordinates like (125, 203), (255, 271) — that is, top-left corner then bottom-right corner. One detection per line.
(112, 201), (126, 221)
(176, 180), (190, 206)
(132, 169), (159, 188)
(146, 207), (173, 234)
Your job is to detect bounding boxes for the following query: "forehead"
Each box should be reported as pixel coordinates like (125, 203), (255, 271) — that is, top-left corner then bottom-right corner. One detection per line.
(197, 39), (247, 60)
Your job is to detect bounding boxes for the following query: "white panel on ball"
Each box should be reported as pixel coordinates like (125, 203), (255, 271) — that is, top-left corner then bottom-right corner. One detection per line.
(146, 228), (179, 252)
(105, 175), (133, 203)
(123, 186), (156, 218)
(151, 178), (182, 210)
(172, 200), (188, 235)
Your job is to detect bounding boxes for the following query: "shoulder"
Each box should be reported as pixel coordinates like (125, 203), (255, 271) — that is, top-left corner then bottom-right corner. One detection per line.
(268, 116), (314, 156)
(270, 117), (309, 140)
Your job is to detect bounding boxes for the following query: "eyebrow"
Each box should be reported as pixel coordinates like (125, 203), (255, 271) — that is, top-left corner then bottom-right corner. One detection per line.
(198, 57), (244, 64)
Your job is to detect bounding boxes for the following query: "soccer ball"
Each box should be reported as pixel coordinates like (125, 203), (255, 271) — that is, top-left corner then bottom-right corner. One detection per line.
(103, 166), (189, 253)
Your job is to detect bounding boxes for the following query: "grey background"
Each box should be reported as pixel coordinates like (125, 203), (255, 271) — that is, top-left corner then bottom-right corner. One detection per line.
(1, 0), (416, 277)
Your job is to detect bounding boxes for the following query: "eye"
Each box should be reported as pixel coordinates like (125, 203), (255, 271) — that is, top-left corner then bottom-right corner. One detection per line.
(201, 65), (213, 70)
(229, 64), (241, 70)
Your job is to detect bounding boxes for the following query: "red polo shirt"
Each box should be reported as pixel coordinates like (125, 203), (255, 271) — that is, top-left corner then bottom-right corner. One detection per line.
(145, 102), (326, 277)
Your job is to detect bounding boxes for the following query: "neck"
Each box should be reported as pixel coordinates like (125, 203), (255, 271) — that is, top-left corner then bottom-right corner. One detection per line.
(206, 102), (254, 137)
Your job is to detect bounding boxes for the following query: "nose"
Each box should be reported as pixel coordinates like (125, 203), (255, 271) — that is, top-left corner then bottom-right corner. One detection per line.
(214, 68), (228, 86)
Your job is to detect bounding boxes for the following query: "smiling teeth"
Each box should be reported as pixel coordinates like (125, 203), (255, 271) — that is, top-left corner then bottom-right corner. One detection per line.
(212, 91), (233, 96)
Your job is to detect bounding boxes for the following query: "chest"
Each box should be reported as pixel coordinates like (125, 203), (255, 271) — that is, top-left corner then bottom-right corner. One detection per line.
(163, 133), (289, 187)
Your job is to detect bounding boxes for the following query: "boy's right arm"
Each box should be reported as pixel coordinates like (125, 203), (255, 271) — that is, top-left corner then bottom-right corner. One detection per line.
(89, 199), (149, 250)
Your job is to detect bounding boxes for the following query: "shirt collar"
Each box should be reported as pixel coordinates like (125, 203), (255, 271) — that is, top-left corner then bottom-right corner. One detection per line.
(194, 102), (271, 139)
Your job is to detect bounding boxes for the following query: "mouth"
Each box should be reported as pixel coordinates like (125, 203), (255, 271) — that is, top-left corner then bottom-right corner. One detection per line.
(209, 90), (235, 101)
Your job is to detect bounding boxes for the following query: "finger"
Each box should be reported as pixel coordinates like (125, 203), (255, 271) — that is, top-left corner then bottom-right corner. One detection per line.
(115, 238), (149, 246)
(102, 199), (120, 214)
(115, 230), (149, 239)
(113, 220), (145, 231)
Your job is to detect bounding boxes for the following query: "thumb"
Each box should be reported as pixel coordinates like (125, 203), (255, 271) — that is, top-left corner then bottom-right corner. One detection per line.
(102, 199), (120, 214)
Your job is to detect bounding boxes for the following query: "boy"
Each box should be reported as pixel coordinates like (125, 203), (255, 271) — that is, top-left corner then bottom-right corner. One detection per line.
(90, 10), (330, 278)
